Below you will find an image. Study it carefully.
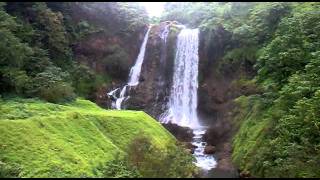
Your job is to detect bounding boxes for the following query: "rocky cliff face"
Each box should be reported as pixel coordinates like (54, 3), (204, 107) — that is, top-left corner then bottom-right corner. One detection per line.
(197, 26), (256, 174)
(72, 17), (248, 174)
(124, 22), (181, 119)
(110, 23), (246, 134)
(68, 3), (148, 107)
(125, 24), (245, 175)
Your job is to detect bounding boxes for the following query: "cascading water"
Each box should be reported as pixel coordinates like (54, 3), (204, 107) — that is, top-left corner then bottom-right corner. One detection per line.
(192, 128), (217, 171)
(160, 28), (200, 128)
(155, 24), (171, 103)
(107, 26), (151, 109)
(127, 26), (151, 86)
(160, 27), (217, 171)
(160, 24), (170, 43)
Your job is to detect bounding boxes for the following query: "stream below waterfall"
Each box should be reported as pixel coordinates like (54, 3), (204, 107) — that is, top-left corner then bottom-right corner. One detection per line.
(192, 128), (217, 170)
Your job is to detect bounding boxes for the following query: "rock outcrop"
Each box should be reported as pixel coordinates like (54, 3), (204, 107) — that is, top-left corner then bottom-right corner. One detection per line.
(204, 145), (216, 154)
(125, 22), (182, 119)
(161, 122), (194, 142)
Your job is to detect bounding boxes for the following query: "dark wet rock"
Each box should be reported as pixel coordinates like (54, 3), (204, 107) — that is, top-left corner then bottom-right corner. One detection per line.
(108, 95), (116, 101)
(117, 23), (178, 119)
(184, 142), (197, 149)
(161, 123), (194, 142)
(181, 142), (197, 154)
(204, 145), (216, 154)
(201, 168), (240, 178)
(203, 126), (231, 146)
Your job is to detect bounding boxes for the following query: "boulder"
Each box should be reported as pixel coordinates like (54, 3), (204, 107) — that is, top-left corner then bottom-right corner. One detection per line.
(204, 145), (216, 154)
(184, 142), (197, 150)
(162, 123), (194, 142)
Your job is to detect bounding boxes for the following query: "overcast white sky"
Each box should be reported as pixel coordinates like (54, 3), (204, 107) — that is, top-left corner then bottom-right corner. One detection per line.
(139, 2), (165, 17)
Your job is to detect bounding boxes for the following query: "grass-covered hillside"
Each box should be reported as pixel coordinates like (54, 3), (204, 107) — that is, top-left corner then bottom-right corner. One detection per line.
(0, 98), (187, 178)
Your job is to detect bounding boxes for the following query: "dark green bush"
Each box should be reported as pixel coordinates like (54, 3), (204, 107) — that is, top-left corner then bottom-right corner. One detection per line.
(0, 162), (21, 178)
(30, 66), (75, 103)
(94, 153), (141, 178)
(71, 64), (98, 98)
(126, 134), (198, 178)
(103, 45), (130, 80)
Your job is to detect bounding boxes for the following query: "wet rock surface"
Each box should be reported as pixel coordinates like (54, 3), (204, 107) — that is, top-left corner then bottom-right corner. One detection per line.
(161, 123), (194, 142)
(101, 23), (250, 178)
(181, 142), (197, 154)
(118, 22), (184, 120)
(204, 145), (216, 154)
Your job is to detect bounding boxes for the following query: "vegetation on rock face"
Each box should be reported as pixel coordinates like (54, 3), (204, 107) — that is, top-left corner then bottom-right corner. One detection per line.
(126, 134), (198, 178)
(0, 2), (149, 102)
(162, 2), (320, 178)
(0, 2), (199, 178)
(0, 98), (197, 177)
(2, 1), (320, 178)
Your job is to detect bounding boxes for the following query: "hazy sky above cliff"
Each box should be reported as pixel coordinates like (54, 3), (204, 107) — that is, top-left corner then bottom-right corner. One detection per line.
(139, 2), (165, 17)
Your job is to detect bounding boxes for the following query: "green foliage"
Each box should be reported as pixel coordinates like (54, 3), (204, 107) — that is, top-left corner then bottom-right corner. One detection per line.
(162, 1), (320, 178)
(73, 20), (103, 41)
(71, 64), (99, 98)
(126, 134), (198, 178)
(231, 3), (320, 177)
(219, 46), (258, 73)
(102, 45), (130, 79)
(0, 2), (151, 103)
(0, 162), (21, 178)
(162, 2), (208, 28)
(96, 155), (141, 178)
(117, 3), (149, 33)
(0, 8), (33, 95)
(0, 2), (76, 103)
(0, 98), (178, 177)
(256, 3), (320, 90)
(245, 2), (291, 44)
(0, 2), (125, 103)
(29, 66), (75, 103)
(30, 2), (72, 67)
(77, 2), (148, 37)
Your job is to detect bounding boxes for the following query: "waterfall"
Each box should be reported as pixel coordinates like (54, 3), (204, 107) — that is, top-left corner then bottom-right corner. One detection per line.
(160, 27), (217, 171)
(107, 26), (151, 109)
(160, 24), (170, 43)
(155, 24), (171, 103)
(127, 26), (151, 86)
(160, 28), (200, 128)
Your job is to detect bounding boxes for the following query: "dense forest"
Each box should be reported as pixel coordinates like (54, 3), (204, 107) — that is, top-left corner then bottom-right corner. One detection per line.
(0, 2), (320, 178)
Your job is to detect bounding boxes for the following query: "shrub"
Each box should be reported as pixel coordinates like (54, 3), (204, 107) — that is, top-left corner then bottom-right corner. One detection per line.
(0, 162), (21, 178)
(37, 82), (75, 103)
(126, 133), (198, 178)
(99, 157), (141, 178)
(30, 66), (76, 103)
(102, 45), (130, 80)
(71, 64), (97, 98)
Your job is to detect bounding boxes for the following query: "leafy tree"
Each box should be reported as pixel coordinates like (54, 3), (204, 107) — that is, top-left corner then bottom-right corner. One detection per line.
(29, 66), (75, 103)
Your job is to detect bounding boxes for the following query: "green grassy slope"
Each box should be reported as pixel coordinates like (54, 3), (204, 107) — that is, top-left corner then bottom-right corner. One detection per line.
(0, 98), (175, 177)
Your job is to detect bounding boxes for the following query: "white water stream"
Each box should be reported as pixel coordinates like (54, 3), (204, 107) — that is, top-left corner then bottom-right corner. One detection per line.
(160, 27), (217, 171)
(107, 26), (151, 109)
(107, 24), (217, 171)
